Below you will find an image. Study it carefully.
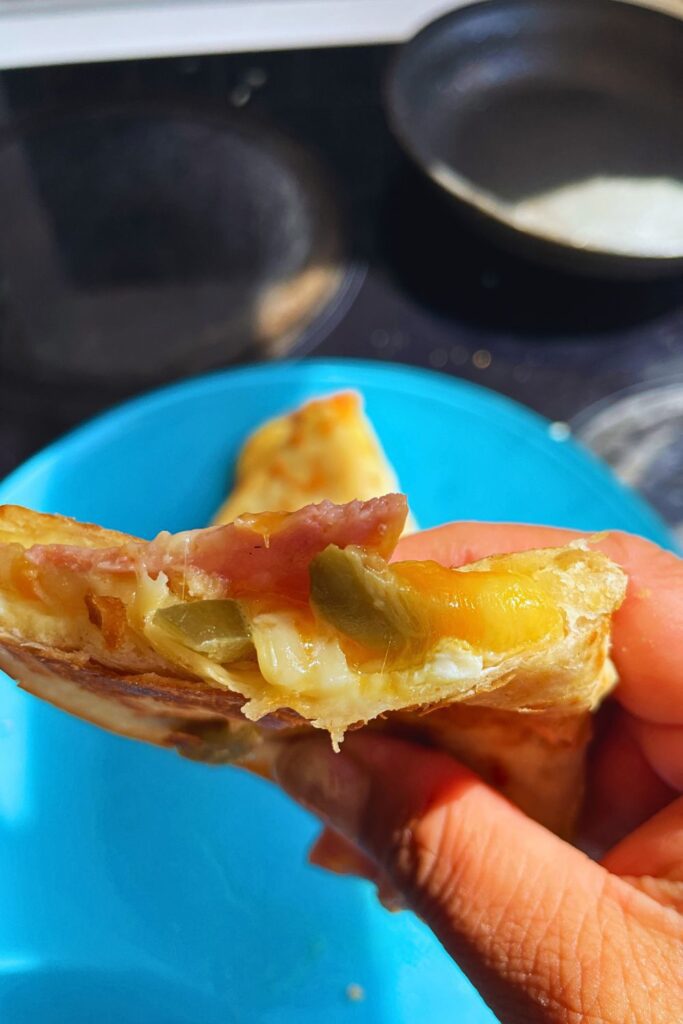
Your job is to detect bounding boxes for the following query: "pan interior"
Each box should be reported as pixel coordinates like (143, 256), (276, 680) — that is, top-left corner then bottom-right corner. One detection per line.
(390, 0), (683, 256)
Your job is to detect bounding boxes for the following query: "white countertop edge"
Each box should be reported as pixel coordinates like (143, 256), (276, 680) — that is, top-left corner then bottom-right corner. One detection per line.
(0, 0), (678, 72)
(0, 0), (457, 70)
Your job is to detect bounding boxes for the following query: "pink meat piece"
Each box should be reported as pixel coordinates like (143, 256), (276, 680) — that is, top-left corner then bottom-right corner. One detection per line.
(24, 495), (408, 601)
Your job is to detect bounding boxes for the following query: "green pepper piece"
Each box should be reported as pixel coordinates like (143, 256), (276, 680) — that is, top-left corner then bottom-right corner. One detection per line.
(309, 545), (427, 653)
(154, 599), (253, 663)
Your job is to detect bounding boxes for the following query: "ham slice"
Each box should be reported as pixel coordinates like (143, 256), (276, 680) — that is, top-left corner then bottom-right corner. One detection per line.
(24, 495), (408, 601)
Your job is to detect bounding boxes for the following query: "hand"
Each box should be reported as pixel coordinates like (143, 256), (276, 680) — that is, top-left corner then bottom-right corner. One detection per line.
(275, 524), (683, 1024)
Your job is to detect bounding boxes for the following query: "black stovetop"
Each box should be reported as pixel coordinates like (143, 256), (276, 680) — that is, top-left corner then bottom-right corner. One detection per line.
(1, 45), (682, 483)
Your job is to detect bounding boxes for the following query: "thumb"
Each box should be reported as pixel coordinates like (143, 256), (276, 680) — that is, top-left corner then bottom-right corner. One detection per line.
(275, 733), (681, 1024)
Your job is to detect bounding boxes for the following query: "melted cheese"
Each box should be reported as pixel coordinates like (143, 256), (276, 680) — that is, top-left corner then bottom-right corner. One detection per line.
(247, 611), (482, 747)
(137, 573), (483, 748)
(0, 507), (627, 751)
(135, 543), (626, 743)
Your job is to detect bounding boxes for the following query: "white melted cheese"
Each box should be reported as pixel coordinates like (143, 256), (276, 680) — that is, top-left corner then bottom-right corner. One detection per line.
(247, 611), (483, 747)
(139, 588), (483, 748)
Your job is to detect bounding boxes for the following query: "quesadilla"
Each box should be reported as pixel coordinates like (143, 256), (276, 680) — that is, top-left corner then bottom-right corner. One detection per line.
(0, 497), (625, 834)
(213, 391), (415, 531)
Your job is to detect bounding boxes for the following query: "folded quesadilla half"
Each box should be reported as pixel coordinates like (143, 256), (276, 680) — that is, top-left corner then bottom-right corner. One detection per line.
(0, 496), (625, 834)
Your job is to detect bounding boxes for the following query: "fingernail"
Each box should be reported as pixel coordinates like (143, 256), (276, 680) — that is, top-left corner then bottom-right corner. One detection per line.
(274, 738), (370, 841)
(377, 882), (408, 914)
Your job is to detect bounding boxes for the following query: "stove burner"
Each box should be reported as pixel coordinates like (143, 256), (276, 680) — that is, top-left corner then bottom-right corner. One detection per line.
(1, 45), (682, 487)
(0, 110), (343, 395)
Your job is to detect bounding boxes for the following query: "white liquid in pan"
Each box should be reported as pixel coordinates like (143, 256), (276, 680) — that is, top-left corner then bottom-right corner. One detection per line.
(509, 176), (683, 256)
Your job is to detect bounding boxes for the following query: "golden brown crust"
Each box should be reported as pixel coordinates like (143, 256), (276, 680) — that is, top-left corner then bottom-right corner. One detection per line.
(0, 632), (311, 786)
(0, 504), (136, 548)
(0, 635), (302, 746)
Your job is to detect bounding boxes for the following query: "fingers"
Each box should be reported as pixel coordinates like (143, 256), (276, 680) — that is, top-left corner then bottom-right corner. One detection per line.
(628, 719), (683, 791)
(601, 796), (683, 913)
(309, 826), (376, 878)
(276, 732), (681, 1024)
(579, 707), (677, 856)
(395, 522), (683, 726)
(394, 521), (578, 566)
(602, 796), (683, 881)
(599, 532), (683, 726)
(310, 827), (406, 911)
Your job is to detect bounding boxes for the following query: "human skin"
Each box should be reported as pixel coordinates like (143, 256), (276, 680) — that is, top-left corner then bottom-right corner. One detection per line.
(275, 524), (683, 1024)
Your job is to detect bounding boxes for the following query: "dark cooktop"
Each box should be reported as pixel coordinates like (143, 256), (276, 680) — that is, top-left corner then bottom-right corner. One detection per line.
(1, 45), (682, 505)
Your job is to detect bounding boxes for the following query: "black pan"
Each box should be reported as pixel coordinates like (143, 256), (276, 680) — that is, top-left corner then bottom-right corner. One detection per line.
(386, 0), (683, 278)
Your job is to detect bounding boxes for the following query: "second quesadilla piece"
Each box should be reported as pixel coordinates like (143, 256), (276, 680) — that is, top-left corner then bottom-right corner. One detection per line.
(213, 392), (416, 531)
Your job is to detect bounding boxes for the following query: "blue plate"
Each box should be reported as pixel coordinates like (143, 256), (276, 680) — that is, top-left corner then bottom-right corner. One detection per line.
(0, 360), (672, 1024)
